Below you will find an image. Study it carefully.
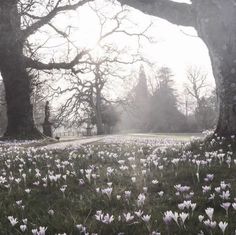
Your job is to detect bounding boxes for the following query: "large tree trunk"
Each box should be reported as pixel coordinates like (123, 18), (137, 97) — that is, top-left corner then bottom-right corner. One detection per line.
(0, 1), (41, 139)
(194, 1), (236, 136)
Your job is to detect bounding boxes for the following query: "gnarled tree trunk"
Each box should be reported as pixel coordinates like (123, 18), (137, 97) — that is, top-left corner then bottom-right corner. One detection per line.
(194, 1), (236, 136)
(117, 0), (236, 136)
(0, 1), (41, 139)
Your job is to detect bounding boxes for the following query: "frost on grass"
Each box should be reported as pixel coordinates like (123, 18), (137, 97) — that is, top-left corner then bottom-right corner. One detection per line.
(0, 135), (236, 234)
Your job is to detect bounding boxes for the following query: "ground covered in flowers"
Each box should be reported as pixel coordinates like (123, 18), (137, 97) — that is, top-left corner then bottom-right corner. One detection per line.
(0, 135), (236, 235)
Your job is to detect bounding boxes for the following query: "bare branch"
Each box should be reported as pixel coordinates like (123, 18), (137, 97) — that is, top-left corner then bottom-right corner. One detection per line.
(24, 50), (89, 70)
(22, 0), (93, 40)
(185, 67), (209, 106)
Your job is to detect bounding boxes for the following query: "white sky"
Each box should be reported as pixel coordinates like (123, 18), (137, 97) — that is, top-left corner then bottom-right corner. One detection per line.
(73, 0), (215, 91)
(1, 0), (215, 102)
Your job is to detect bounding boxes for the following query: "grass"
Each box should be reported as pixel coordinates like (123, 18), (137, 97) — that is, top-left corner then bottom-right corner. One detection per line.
(128, 133), (203, 141)
(0, 135), (236, 234)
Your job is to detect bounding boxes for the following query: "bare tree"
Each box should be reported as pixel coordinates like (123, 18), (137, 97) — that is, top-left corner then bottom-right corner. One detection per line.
(52, 4), (151, 135)
(0, 0), (93, 139)
(117, 0), (236, 136)
(185, 67), (208, 109)
(185, 67), (218, 130)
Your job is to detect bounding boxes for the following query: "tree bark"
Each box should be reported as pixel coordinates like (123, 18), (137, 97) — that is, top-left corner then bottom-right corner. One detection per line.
(193, 1), (236, 136)
(0, 2), (41, 139)
(118, 0), (236, 136)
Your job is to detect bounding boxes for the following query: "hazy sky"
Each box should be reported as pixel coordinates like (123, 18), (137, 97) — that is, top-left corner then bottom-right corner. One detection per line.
(71, 0), (216, 92)
(1, 0), (215, 97)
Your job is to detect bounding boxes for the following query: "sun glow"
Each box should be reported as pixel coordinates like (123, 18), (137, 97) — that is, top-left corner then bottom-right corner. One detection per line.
(72, 6), (101, 49)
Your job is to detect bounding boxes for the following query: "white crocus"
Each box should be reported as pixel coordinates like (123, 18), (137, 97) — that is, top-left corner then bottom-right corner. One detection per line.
(198, 215), (204, 222)
(163, 211), (173, 224)
(123, 212), (134, 222)
(203, 219), (217, 229)
(142, 214), (151, 223)
(101, 187), (113, 199)
(218, 221), (228, 235)
(102, 213), (114, 224)
(134, 210), (143, 218)
(137, 193), (146, 207)
(32, 229), (38, 235)
(221, 202), (231, 216)
(7, 216), (18, 226)
(205, 207), (214, 220)
(38, 226), (47, 235)
(179, 212), (188, 224)
(20, 224), (27, 232)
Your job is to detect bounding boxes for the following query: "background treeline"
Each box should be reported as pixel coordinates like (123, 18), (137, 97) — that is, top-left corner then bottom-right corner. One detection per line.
(0, 65), (217, 136)
(119, 66), (217, 133)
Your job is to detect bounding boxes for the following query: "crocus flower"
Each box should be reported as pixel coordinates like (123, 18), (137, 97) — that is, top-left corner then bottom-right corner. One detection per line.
(179, 212), (188, 224)
(7, 216), (18, 226)
(142, 214), (151, 223)
(203, 219), (217, 229)
(123, 212), (134, 222)
(218, 221), (228, 235)
(221, 202), (231, 216)
(20, 224), (27, 232)
(38, 226), (47, 235)
(198, 215), (204, 222)
(205, 208), (214, 221)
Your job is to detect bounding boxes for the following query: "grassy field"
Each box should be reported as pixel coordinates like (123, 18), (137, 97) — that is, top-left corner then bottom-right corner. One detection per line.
(127, 133), (204, 141)
(53, 133), (204, 143)
(0, 135), (235, 234)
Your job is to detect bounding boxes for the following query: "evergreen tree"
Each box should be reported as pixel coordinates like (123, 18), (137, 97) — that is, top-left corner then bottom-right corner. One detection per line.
(149, 67), (186, 132)
(131, 65), (150, 131)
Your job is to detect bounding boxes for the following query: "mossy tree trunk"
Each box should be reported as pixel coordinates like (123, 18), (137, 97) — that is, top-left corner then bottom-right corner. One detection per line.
(194, 1), (236, 136)
(0, 0), (91, 139)
(0, 1), (41, 139)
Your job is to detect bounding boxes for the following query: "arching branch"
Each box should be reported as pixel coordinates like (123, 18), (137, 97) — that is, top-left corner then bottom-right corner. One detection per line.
(117, 0), (196, 27)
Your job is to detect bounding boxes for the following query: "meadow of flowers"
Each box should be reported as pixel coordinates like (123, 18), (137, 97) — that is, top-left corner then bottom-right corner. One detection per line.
(0, 135), (236, 234)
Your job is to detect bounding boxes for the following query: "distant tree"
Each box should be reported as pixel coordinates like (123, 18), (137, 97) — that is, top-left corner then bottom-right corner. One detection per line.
(99, 104), (120, 134)
(91, 63), (120, 135)
(91, 102), (120, 134)
(185, 67), (208, 109)
(195, 90), (218, 130)
(185, 67), (217, 130)
(149, 67), (186, 132)
(102, 105), (120, 134)
(54, 5), (151, 135)
(129, 65), (150, 131)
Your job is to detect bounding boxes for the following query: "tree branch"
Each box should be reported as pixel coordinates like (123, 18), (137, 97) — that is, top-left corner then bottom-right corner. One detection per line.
(117, 0), (196, 27)
(22, 0), (93, 40)
(24, 50), (89, 70)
